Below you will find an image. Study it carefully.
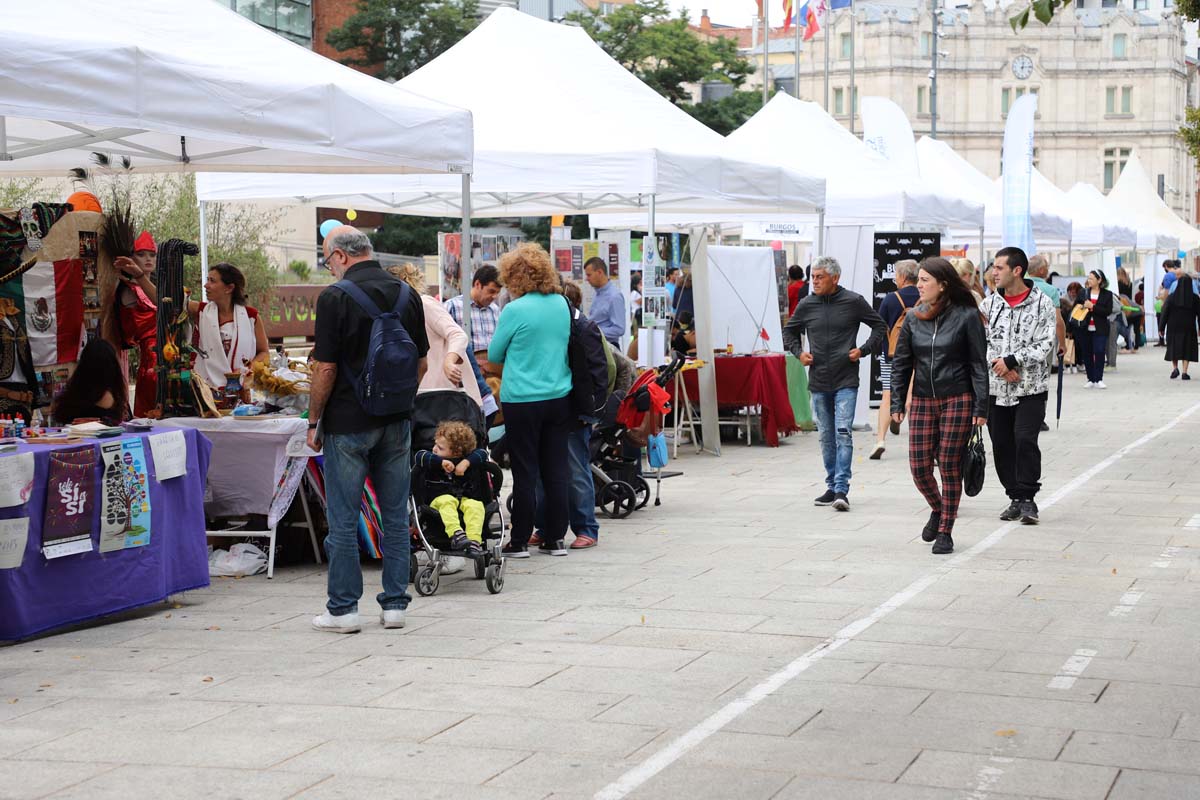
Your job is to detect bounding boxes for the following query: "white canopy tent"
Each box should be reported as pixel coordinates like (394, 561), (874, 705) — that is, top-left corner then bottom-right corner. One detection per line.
(589, 94), (984, 235)
(0, 0), (473, 175)
(1062, 184), (1138, 250)
(1107, 152), (1200, 252)
(197, 8), (824, 218)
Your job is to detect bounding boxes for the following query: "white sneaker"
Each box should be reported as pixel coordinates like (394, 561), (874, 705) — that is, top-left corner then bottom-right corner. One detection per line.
(312, 612), (361, 633)
(440, 556), (466, 575)
(1095, 380), (1107, 389)
(1083, 382), (1093, 389)
(380, 609), (406, 629)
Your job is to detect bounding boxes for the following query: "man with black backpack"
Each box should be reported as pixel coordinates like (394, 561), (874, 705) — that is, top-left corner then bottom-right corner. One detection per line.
(307, 226), (429, 633)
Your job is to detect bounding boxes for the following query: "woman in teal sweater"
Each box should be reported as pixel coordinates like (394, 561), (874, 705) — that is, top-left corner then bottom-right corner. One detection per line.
(489, 243), (572, 557)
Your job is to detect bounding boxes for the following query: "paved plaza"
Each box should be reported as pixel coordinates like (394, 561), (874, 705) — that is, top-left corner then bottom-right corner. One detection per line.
(3, 351), (1200, 799)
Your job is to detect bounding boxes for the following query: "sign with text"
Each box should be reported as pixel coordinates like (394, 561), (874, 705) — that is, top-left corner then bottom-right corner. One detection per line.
(263, 285), (323, 339)
(871, 232), (940, 404)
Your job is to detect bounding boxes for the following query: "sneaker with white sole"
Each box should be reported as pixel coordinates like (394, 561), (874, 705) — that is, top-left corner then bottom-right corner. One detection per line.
(832, 492), (850, 512)
(380, 609), (406, 629)
(1083, 382), (1094, 389)
(537, 540), (568, 556)
(312, 612), (361, 633)
(1095, 380), (1107, 389)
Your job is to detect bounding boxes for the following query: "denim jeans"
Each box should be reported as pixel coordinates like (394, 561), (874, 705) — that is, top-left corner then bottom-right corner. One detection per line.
(1078, 330), (1107, 383)
(535, 423), (598, 540)
(812, 388), (857, 494)
(322, 420), (413, 616)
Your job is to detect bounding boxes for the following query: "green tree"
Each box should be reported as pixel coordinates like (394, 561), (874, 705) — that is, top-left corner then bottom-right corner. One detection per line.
(684, 90), (765, 136)
(1010, 0), (1198, 30)
(0, 179), (55, 208)
(569, 0), (754, 129)
(519, 215), (591, 250)
(1179, 107), (1200, 162)
(371, 215), (498, 256)
(325, 0), (480, 81)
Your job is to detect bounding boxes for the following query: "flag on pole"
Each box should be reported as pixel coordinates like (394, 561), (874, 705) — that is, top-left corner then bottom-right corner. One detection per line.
(783, 0), (794, 30)
(755, 0), (764, 18)
(797, 0), (820, 39)
(829, 0), (852, 8)
(0, 258), (83, 368)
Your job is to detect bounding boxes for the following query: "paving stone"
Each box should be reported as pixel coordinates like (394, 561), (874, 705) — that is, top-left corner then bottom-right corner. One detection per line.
(861, 662), (1107, 703)
(4, 697), (243, 732)
(1061, 730), (1200, 775)
(426, 714), (662, 758)
(371, 682), (626, 721)
(0, 759), (117, 799)
(1107, 768), (1200, 799)
(40, 765), (323, 800)
(680, 730), (920, 782)
(274, 739), (531, 784)
(292, 774), (545, 800)
(898, 750), (1118, 800)
(914, 691), (1180, 737)
(15, 729), (326, 769)
(773, 776), (1028, 800)
(185, 702), (469, 742)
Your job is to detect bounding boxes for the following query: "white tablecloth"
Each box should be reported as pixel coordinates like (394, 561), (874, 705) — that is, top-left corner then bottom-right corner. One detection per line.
(167, 416), (310, 519)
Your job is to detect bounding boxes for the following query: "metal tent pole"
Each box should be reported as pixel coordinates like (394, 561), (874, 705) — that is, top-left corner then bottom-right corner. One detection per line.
(199, 200), (210, 301)
(763, 0), (771, 104)
(793, 4), (802, 98)
(461, 173), (472, 346)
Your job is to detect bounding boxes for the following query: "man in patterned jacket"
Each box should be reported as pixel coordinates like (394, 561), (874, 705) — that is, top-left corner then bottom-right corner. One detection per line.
(982, 246), (1057, 526)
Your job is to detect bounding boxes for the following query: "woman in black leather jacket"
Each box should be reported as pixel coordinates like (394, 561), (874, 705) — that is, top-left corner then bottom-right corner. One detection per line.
(890, 258), (989, 555)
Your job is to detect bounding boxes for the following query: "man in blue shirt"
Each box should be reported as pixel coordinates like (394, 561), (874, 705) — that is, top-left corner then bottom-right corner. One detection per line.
(584, 257), (626, 347)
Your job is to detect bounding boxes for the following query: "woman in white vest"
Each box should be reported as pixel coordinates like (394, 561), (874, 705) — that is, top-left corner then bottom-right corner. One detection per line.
(190, 263), (270, 389)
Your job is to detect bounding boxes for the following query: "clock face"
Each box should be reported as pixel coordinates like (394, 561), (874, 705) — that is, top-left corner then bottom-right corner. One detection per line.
(1012, 55), (1034, 80)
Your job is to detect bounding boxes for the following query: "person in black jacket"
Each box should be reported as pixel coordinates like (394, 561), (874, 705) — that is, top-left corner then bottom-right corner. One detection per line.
(783, 256), (887, 512)
(890, 257), (989, 556)
(1071, 270), (1114, 389)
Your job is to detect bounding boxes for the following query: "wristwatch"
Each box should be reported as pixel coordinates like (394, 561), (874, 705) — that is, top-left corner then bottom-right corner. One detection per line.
(308, 421), (319, 429)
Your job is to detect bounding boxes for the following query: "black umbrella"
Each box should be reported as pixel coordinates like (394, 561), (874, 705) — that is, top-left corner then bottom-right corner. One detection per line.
(1056, 353), (1064, 429)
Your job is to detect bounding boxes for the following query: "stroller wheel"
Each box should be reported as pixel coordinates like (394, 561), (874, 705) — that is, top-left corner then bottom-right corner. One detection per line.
(506, 494), (514, 514)
(598, 481), (637, 519)
(632, 476), (650, 509)
(485, 563), (504, 594)
(415, 564), (440, 596)
(474, 557), (486, 580)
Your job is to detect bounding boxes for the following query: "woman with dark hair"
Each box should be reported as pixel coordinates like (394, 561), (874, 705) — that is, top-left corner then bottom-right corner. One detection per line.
(889, 257), (988, 556)
(1162, 269), (1200, 379)
(51, 339), (129, 425)
(190, 263), (270, 389)
(1071, 270), (1113, 389)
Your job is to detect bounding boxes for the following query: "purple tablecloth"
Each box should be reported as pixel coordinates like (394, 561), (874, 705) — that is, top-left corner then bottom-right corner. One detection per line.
(0, 427), (212, 640)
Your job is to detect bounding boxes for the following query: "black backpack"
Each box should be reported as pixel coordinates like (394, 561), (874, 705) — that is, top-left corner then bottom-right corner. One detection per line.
(332, 279), (420, 417)
(564, 298), (609, 420)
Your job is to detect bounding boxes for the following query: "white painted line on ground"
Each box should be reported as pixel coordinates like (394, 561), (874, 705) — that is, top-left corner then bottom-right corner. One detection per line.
(1109, 589), (1145, 617)
(593, 399), (1200, 800)
(1046, 648), (1098, 690)
(1183, 514), (1200, 529)
(966, 755), (1015, 800)
(1153, 545), (1182, 569)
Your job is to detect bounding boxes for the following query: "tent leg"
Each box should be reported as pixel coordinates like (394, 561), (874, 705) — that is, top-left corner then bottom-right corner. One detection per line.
(0, 116), (9, 161)
(817, 208), (826, 256)
(461, 173), (472, 345)
(1067, 240), (1072, 275)
(199, 200), (210, 302)
(979, 227), (984, 267)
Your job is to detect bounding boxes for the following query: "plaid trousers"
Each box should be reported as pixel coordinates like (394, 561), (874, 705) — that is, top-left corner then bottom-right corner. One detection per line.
(908, 393), (975, 535)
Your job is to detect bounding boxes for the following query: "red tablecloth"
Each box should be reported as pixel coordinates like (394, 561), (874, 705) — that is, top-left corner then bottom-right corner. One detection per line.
(681, 354), (799, 446)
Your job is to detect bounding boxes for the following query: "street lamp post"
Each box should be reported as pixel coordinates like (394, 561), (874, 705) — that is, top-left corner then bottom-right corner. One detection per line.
(930, 0), (939, 139)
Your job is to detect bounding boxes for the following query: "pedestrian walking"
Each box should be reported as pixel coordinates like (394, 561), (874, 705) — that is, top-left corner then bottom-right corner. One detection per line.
(783, 256), (887, 511)
(1070, 270), (1114, 389)
(1162, 268), (1200, 380)
(981, 247), (1057, 526)
(889, 258), (988, 555)
(871, 258), (920, 460)
(307, 226), (429, 633)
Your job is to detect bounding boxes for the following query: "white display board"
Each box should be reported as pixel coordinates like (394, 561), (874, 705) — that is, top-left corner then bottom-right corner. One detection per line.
(823, 225), (877, 428)
(702, 246), (784, 355)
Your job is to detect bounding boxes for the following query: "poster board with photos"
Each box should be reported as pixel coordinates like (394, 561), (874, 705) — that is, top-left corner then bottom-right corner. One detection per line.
(871, 231), (940, 404)
(438, 231), (524, 299)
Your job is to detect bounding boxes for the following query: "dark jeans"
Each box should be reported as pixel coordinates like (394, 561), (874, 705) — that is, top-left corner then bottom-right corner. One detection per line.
(505, 395), (571, 547)
(536, 423), (598, 540)
(322, 420), (412, 615)
(1077, 330), (1107, 383)
(988, 392), (1047, 502)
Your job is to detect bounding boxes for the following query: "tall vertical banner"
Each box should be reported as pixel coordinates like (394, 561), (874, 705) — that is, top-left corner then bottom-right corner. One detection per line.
(98, 439), (152, 552)
(861, 96), (920, 181)
(1002, 93), (1038, 256)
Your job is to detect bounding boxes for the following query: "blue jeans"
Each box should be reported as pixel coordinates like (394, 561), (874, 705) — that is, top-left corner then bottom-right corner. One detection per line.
(812, 388), (857, 494)
(1078, 330), (1107, 383)
(535, 424), (598, 540)
(322, 420), (413, 615)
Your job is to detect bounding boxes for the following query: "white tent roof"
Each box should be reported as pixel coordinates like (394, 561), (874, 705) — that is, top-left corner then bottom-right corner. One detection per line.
(915, 137), (1073, 246)
(198, 8), (823, 216)
(1107, 152), (1200, 251)
(1063, 184), (1140, 249)
(0, 0), (472, 175)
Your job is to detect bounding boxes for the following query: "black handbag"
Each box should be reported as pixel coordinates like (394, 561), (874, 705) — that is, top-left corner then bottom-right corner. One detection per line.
(963, 426), (986, 497)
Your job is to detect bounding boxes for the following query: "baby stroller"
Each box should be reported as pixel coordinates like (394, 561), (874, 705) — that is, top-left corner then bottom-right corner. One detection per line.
(590, 352), (686, 518)
(408, 390), (507, 595)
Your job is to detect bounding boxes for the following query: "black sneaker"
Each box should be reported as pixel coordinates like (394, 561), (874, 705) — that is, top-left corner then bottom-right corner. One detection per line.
(1039, 421), (1050, 432)
(1019, 500), (1040, 525)
(1000, 501), (1021, 521)
(931, 533), (954, 555)
(832, 492), (850, 512)
(537, 539), (568, 557)
(450, 531), (468, 551)
(501, 543), (530, 559)
(922, 512), (940, 543)
(814, 490), (836, 506)
(465, 539), (483, 558)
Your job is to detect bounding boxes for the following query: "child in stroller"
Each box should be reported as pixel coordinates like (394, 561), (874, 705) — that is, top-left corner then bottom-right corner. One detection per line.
(414, 421), (489, 557)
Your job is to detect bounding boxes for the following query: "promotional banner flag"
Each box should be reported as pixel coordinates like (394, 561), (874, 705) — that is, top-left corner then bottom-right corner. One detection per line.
(1002, 93), (1039, 256)
(861, 96), (920, 181)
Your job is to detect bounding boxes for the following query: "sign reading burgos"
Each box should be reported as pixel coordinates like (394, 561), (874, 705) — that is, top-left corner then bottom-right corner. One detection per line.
(262, 284), (323, 339)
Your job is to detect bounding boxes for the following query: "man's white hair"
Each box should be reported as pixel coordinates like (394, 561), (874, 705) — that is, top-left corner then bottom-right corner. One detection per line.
(813, 256), (841, 278)
(894, 259), (920, 283)
(327, 228), (373, 257)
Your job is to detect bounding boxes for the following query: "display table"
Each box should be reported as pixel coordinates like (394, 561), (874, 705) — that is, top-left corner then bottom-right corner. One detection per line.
(680, 353), (799, 447)
(0, 427), (211, 641)
(166, 416), (319, 578)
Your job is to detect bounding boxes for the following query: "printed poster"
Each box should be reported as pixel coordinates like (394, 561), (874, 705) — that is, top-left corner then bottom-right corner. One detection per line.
(0, 517), (28, 569)
(607, 243), (620, 278)
(41, 447), (97, 559)
(571, 246), (583, 280)
(148, 430), (188, 481)
(554, 248), (572, 274)
(0, 452), (34, 508)
(99, 439), (152, 552)
(582, 241), (600, 264)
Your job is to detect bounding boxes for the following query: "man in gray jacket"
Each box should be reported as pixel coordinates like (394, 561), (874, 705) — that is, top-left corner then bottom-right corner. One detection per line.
(784, 256), (887, 511)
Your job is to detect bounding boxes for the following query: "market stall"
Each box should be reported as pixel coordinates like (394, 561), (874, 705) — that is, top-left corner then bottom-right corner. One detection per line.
(674, 354), (797, 447)
(0, 427), (210, 640)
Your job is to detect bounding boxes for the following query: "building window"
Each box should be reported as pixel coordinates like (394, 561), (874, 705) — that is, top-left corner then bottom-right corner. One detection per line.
(1133, 0), (1147, 8)
(1122, 86), (1133, 114)
(1101, 0), (1117, 7)
(1113, 33), (1127, 58)
(840, 33), (853, 59)
(852, 86), (859, 114)
(1104, 147), (1131, 190)
(599, 1), (615, 13)
(233, 0), (312, 46)
(917, 85), (927, 114)
(1106, 86), (1116, 114)
(920, 32), (932, 57)
(1001, 87), (1011, 115)
(834, 87), (845, 115)
(1074, 0), (1084, 6)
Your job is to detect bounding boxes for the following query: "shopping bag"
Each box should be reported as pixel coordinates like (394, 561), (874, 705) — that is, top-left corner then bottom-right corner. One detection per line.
(963, 427), (986, 498)
(647, 432), (669, 469)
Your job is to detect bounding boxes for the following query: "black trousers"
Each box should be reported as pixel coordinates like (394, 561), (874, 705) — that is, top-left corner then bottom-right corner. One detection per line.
(504, 395), (571, 546)
(987, 392), (1048, 502)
